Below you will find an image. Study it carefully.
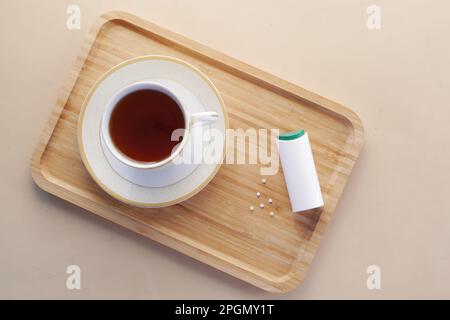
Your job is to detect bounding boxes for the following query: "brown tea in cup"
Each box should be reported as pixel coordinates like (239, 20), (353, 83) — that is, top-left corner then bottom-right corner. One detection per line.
(109, 89), (185, 163)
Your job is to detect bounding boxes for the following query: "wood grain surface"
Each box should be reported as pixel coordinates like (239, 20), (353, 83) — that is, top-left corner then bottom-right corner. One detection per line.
(30, 11), (364, 292)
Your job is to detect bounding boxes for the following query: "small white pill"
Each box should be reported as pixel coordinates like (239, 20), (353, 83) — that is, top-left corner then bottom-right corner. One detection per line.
(269, 212), (274, 217)
(250, 206), (254, 211)
(256, 192), (261, 198)
(262, 178), (267, 184)
(260, 203), (264, 208)
(268, 198), (273, 204)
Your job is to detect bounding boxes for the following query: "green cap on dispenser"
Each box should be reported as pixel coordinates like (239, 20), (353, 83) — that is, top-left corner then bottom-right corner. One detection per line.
(278, 130), (305, 141)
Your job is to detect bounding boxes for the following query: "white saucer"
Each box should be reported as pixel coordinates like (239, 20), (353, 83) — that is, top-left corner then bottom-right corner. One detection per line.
(77, 56), (228, 207)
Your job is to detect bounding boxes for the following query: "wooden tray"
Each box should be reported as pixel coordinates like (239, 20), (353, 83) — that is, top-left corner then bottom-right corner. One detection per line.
(31, 11), (364, 292)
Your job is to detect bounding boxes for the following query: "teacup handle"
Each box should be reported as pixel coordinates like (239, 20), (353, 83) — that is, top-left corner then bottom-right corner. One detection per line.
(190, 111), (218, 126)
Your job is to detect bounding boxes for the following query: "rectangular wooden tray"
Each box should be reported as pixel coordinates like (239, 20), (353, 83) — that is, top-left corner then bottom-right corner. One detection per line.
(31, 11), (364, 292)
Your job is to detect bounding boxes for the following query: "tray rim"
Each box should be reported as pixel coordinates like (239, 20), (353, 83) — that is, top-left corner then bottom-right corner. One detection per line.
(30, 11), (365, 293)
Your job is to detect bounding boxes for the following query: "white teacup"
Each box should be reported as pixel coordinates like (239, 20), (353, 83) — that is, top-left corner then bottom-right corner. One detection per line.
(100, 80), (218, 186)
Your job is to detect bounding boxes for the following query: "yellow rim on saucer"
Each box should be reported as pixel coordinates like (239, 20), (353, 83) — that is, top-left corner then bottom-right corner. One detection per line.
(77, 55), (228, 208)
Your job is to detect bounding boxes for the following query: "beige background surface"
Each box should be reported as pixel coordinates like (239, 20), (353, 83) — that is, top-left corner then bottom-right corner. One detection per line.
(1, 0), (449, 299)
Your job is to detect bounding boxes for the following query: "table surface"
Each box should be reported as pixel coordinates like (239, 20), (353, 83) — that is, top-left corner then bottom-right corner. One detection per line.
(1, 0), (449, 299)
